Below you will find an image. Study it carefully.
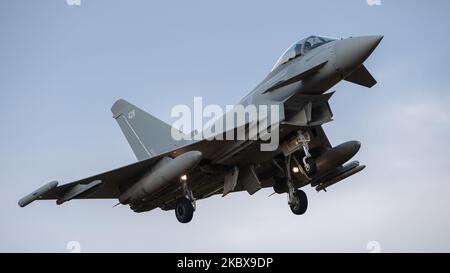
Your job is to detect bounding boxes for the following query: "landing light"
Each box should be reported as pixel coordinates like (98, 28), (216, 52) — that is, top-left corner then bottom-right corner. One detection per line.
(180, 174), (188, 182)
(292, 166), (300, 174)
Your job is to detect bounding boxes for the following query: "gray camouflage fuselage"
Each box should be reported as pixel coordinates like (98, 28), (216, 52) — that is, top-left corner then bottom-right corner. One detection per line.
(19, 35), (383, 223)
(242, 36), (383, 106)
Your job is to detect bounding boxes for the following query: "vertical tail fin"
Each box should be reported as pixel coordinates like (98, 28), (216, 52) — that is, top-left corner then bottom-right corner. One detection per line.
(111, 99), (185, 161)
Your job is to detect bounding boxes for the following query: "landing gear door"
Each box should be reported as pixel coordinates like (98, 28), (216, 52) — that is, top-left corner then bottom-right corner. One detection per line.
(222, 166), (239, 197)
(238, 165), (262, 195)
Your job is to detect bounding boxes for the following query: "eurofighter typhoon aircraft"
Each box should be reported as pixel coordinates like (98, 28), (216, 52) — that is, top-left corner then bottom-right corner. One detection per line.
(19, 35), (383, 223)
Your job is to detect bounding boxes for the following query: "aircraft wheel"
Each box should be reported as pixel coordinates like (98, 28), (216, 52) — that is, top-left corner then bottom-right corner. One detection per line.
(175, 197), (194, 223)
(290, 189), (308, 215)
(304, 158), (317, 176)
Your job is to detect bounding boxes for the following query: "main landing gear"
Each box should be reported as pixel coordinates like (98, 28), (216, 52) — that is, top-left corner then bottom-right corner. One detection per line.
(175, 176), (196, 223)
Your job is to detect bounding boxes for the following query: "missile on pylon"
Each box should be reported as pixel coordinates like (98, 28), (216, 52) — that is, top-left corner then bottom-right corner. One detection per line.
(316, 162), (366, 192)
(119, 151), (202, 204)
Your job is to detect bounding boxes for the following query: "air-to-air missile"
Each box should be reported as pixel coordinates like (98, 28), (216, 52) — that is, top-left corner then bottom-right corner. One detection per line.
(119, 151), (202, 205)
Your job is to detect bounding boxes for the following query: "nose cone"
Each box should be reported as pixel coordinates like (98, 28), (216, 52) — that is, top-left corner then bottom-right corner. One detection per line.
(335, 35), (383, 73)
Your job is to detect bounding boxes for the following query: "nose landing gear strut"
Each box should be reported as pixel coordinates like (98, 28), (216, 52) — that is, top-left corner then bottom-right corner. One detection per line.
(284, 154), (309, 215)
(279, 130), (316, 215)
(299, 132), (317, 177)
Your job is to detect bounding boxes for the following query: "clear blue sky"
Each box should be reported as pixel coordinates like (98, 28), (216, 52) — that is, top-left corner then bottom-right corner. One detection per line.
(1, 0), (450, 252)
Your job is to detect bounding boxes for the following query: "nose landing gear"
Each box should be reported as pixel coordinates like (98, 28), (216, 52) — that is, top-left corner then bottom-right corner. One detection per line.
(279, 130), (315, 216)
(284, 154), (309, 216)
(289, 188), (308, 215)
(303, 157), (317, 177)
(299, 132), (316, 177)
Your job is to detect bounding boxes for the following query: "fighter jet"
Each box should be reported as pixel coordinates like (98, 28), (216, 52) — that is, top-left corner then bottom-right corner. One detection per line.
(19, 35), (383, 223)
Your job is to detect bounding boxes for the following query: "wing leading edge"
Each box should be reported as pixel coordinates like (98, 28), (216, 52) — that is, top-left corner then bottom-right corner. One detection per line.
(18, 153), (166, 207)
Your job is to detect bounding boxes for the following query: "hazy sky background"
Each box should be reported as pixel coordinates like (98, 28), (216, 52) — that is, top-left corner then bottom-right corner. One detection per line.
(1, 0), (450, 252)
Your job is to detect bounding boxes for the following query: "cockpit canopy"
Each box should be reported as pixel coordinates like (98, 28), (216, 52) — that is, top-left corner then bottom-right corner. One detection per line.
(271, 35), (336, 71)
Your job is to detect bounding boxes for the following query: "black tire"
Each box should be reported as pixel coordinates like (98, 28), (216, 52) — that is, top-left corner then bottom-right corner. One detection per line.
(290, 189), (308, 215)
(304, 158), (317, 176)
(175, 198), (194, 223)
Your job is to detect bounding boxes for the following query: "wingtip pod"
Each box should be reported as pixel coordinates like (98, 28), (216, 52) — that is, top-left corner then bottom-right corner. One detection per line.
(18, 181), (59, 207)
